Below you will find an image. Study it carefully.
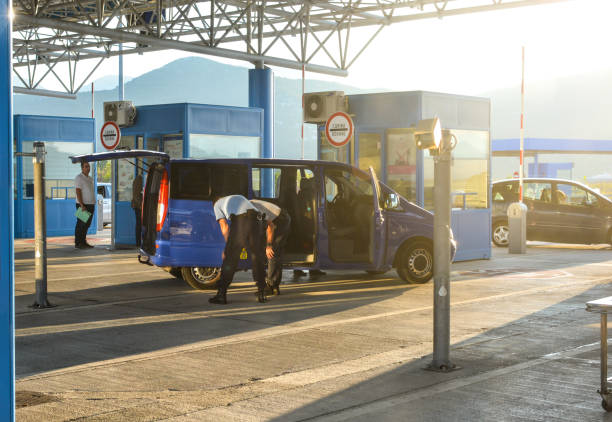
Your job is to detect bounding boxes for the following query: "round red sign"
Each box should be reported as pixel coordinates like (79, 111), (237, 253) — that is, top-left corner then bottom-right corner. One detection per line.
(325, 112), (353, 148)
(100, 121), (121, 150)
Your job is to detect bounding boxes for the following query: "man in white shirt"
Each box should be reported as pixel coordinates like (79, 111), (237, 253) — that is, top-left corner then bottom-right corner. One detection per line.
(74, 160), (95, 249)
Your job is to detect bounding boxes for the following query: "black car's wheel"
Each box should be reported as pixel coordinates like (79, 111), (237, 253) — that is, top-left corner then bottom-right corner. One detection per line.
(396, 241), (433, 284)
(181, 267), (221, 290)
(492, 221), (510, 247)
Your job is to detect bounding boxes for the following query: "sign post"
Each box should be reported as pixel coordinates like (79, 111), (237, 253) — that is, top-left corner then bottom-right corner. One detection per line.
(100, 121), (121, 151)
(325, 111), (353, 148)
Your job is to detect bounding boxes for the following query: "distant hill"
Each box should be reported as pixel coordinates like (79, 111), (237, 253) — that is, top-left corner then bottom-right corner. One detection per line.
(14, 56), (612, 157)
(13, 56), (375, 159)
(481, 68), (612, 140)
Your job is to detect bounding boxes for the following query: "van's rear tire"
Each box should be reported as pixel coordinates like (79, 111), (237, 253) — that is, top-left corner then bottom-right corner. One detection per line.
(181, 267), (221, 290)
(396, 241), (433, 284)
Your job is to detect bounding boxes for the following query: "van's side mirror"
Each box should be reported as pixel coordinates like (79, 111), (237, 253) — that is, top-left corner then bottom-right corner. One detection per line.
(385, 193), (400, 210)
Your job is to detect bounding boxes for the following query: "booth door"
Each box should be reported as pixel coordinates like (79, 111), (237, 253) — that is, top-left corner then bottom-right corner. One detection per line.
(114, 135), (143, 246)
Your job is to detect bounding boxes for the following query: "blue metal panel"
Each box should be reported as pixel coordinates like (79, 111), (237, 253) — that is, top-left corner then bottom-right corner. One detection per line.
(13, 115), (95, 239)
(1, 0), (15, 418)
(19, 200), (98, 237)
(248, 69), (274, 198)
(121, 104), (186, 136)
(248, 69), (274, 159)
(348, 92), (421, 128)
(493, 138), (612, 153)
(115, 201), (135, 245)
(15, 115), (95, 142)
(451, 209), (492, 261)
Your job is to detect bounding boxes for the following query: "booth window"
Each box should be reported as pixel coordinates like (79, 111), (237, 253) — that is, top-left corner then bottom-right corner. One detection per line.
(21, 141), (92, 199)
(189, 134), (260, 159)
(319, 128), (351, 164)
(386, 129), (417, 203)
(424, 130), (489, 210)
(356, 133), (381, 176)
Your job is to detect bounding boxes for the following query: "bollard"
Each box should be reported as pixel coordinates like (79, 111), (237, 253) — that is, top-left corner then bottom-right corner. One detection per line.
(508, 202), (527, 254)
(31, 142), (53, 308)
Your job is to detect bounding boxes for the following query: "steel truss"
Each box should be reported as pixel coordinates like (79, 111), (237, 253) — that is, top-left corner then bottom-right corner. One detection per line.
(12, 0), (569, 94)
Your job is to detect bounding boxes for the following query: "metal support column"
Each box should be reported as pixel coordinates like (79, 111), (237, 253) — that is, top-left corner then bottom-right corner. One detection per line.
(1, 0), (15, 417)
(248, 66), (274, 195)
(428, 134), (457, 372)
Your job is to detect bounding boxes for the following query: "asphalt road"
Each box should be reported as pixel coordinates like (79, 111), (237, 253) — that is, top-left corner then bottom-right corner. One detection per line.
(13, 235), (612, 421)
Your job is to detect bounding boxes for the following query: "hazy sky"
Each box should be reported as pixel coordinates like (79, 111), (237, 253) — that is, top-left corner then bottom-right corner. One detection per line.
(89, 0), (609, 95)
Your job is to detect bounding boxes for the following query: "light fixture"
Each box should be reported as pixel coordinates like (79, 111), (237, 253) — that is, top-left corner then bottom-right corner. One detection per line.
(413, 117), (442, 150)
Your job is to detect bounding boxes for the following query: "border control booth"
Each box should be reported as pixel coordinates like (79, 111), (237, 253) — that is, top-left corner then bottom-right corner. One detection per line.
(316, 91), (491, 261)
(14, 115), (96, 238)
(113, 103), (264, 247)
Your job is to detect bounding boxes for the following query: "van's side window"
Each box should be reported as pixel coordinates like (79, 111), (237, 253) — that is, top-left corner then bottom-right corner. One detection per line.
(252, 167), (282, 199)
(170, 163), (248, 200)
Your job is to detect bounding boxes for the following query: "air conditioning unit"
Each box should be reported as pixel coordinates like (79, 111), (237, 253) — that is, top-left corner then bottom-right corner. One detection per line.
(303, 91), (348, 124)
(103, 101), (137, 127)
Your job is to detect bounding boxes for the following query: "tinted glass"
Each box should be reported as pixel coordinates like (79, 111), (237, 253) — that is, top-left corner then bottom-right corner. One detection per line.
(170, 163), (248, 200)
(556, 183), (591, 207)
(252, 167), (282, 199)
(492, 182), (518, 202)
(524, 182), (553, 203)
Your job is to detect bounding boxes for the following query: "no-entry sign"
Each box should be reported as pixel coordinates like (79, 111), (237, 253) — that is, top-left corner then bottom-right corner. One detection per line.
(100, 121), (121, 150)
(325, 111), (353, 148)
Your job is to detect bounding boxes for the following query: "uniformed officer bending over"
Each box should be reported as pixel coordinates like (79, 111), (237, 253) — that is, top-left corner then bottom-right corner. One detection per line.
(250, 199), (291, 296)
(209, 195), (267, 305)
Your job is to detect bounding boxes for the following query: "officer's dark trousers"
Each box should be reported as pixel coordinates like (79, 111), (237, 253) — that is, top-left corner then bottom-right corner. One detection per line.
(133, 207), (142, 247)
(266, 211), (291, 288)
(74, 204), (95, 246)
(218, 210), (265, 292)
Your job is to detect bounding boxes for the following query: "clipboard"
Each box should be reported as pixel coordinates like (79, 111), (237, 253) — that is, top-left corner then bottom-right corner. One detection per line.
(75, 208), (92, 223)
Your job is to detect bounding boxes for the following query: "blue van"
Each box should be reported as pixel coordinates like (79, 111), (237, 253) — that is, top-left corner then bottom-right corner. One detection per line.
(72, 151), (456, 290)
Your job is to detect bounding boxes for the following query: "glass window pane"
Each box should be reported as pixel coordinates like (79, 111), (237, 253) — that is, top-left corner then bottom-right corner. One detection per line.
(524, 182), (552, 203)
(386, 130), (417, 202)
(21, 141), (93, 199)
(320, 128), (351, 164)
(424, 129), (490, 210)
(357, 133), (381, 176)
(163, 135), (184, 159)
(252, 167), (282, 199)
(189, 134), (260, 159)
(556, 183), (588, 206)
(117, 135), (135, 201)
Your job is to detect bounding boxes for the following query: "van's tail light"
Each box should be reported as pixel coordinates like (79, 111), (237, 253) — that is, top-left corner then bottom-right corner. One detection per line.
(156, 169), (169, 232)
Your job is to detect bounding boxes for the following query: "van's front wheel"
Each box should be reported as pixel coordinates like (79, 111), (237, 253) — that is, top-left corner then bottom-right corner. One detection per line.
(396, 241), (433, 284)
(181, 267), (221, 290)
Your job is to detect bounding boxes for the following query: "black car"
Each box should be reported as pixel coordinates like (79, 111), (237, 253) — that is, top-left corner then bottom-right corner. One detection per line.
(492, 178), (612, 247)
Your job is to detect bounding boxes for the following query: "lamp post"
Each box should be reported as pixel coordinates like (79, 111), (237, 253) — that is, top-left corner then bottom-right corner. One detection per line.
(413, 118), (457, 372)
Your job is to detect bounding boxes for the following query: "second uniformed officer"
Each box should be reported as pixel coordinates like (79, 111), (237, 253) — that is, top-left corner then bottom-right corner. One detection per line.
(250, 199), (291, 296)
(209, 195), (267, 305)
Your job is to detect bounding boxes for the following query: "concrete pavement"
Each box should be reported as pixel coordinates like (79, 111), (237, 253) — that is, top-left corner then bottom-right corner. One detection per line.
(13, 233), (612, 421)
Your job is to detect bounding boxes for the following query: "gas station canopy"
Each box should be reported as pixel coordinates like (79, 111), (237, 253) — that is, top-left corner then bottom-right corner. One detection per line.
(13, 0), (567, 95)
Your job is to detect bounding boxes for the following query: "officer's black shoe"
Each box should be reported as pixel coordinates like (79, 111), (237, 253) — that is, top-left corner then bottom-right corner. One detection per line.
(309, 269), (326, 277)
(271, 285), (281, 296)
(256, 290), (267, 303)
(293, 269), (307, 277)
(209, 290), (227, 305)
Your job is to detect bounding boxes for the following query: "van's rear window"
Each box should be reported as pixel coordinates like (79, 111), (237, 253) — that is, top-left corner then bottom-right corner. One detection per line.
(170, 163), (248, 200)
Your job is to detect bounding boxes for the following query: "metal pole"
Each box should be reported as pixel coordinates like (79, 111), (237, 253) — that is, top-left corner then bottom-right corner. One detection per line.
(429, 133), (455, 372)
(519, 46), (525, 202)
(1, 0), (15, 415)
(31, 142), (52, 308)
(602, 313), (608, 395)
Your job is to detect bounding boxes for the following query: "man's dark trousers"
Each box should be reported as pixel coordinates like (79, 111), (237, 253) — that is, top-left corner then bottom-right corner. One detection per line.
(134, 208), (142, 247)
(74, 204), (95, 246)
(267, 210), (291, 289)
(217, 210), (266, 292)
